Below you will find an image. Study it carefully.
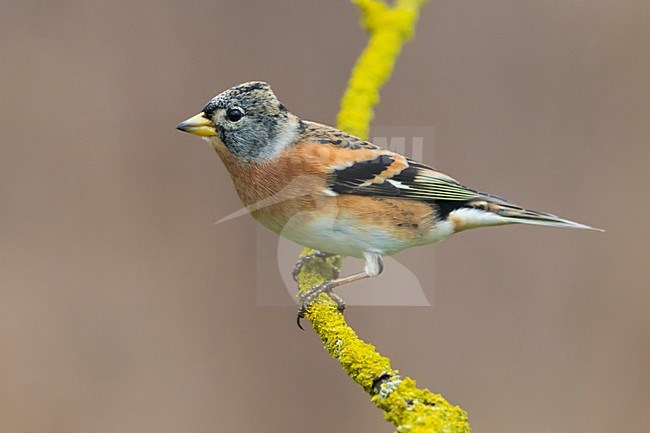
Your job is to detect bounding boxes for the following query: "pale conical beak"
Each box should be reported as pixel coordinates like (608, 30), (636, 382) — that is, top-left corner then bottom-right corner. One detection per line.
(176, 112), (217, 136)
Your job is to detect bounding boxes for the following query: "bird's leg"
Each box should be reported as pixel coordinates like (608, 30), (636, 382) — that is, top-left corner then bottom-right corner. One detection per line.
(292, 251), (339, 281)
(297, 252), (383, 329)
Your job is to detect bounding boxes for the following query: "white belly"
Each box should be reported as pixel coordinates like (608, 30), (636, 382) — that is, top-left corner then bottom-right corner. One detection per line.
(272, 212), (455, 258)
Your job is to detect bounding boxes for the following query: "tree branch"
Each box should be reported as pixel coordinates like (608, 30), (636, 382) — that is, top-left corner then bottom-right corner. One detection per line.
(295, 1), (471, 432)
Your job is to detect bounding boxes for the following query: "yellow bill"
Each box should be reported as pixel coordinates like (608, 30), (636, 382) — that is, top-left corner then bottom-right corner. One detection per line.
(176, 112), (217, 137)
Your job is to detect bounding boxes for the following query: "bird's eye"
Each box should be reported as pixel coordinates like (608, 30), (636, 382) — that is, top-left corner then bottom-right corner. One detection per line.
(226, 108), (244, 122)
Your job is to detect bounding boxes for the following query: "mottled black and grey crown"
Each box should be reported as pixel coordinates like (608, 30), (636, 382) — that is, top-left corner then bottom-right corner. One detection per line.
(203, 81), (289, 119)
(202, 81), (299, 161)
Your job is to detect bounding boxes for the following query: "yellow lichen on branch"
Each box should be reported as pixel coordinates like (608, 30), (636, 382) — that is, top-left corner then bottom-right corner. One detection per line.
(337, 0), (428, 138)
(295, 1), (471, 432)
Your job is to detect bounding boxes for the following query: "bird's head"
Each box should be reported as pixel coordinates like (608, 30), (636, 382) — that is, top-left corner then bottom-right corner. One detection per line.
(177, 81), (300, 161)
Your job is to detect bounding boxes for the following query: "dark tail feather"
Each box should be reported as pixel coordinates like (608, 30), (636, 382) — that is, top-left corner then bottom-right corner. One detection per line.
(457, 198), (604, 231)
(494, 205), (603, 231)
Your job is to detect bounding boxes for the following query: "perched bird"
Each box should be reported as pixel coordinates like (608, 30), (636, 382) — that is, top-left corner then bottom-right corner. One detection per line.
(177, 81), (600, 322)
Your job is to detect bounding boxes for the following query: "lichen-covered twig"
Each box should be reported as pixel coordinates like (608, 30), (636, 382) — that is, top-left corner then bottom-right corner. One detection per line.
(294, 1), (472, 432)
(337, 0), (429, 139)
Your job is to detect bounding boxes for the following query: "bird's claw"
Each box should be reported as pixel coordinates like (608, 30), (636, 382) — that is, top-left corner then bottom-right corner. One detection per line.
(327, 292), (347, 313)
(292, 251), (339, 282)
(296, 281), (344, 329)
(296, 310), (306, 330)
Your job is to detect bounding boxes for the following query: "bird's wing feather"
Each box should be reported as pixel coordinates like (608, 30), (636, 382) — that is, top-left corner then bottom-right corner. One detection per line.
(300, 121), (600, 230)
(300, 120), (495, 203)
(330, 157), (483, 202)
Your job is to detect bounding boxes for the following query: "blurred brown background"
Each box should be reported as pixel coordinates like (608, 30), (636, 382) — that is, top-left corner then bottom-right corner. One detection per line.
(1, 1), (649, 432)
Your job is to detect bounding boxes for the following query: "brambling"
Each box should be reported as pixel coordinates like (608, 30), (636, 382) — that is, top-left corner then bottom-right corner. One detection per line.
(177, 81), (600, 323)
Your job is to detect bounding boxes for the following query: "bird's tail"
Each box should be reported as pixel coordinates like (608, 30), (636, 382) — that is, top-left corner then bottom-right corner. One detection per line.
(450, 198), (604, 232)
(491, 204), (602, 230)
